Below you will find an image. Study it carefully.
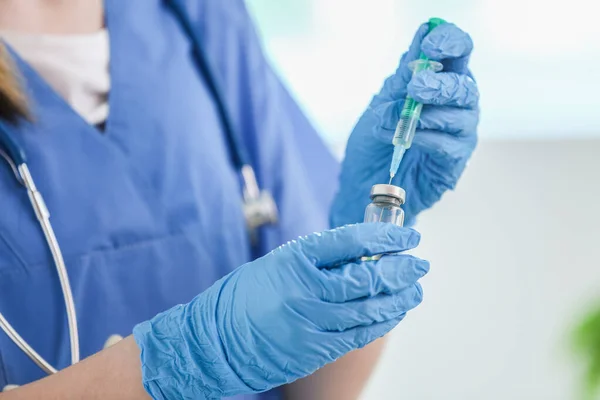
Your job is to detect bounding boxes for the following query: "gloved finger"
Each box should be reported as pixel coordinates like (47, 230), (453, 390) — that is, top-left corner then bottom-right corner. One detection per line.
(378, 23), (473, 103)
(408, 70), (479, 109)
(314, 314), (408, 363)
(411, 129), (477, 161)
(421, 23), (474, 74)
(297, 223), (420, 268)
(339, 313), (407, 350)
(320, 255), (429, 302)
(418, 106), (479, 136)
(371, 100), (478, 143)
(313, 284), (423, 332)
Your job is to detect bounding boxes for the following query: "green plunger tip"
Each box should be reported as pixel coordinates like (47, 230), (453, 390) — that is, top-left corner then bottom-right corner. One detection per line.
(428, 17), (447, 31)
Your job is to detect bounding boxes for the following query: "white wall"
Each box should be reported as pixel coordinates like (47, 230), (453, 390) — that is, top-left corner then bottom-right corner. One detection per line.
(248, 0), (600, 142)
(361, 139), (600, 400)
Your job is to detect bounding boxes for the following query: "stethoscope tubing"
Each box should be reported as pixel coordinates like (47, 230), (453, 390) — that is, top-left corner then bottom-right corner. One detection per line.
(0, 147), (79, 373)
(0, 311), (58, 374)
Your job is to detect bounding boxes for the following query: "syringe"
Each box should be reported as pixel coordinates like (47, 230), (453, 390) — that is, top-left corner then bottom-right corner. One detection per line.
(389, 17), (447, 183)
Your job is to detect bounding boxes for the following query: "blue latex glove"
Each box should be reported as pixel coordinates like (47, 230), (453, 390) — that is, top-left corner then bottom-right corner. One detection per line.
(331, 22), (479, 228)
(133, 223), (428, 399)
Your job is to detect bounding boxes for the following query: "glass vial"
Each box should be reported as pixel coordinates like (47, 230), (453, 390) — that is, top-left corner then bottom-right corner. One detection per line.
(362, 184), (406, 261)
(363, 184), (405, 226)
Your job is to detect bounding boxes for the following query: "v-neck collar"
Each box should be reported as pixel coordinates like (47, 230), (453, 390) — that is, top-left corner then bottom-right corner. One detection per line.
(0, 1), (118, 138)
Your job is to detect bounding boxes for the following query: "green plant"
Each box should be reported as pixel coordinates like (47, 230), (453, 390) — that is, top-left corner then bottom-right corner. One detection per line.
(574, 303), (600, 399)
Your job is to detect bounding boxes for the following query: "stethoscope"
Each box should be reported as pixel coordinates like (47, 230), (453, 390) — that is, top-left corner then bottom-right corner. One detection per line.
(0, 0), (278, 380)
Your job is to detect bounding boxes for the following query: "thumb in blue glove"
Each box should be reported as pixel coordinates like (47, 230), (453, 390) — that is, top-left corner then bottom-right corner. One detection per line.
(331, 22), (480, 228)
(133, 223), (429, 399)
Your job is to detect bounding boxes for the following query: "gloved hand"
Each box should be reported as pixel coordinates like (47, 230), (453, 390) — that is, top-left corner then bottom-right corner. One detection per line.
(133, 223), (428, 399)
(330, 22), (479, 228)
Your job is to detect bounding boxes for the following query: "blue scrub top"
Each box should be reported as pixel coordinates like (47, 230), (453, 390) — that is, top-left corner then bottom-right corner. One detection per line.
(0, 0), (339, 397)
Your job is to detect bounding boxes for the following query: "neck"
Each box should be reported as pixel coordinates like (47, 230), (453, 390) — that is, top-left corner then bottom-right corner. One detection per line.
(0, 0), (104, 34)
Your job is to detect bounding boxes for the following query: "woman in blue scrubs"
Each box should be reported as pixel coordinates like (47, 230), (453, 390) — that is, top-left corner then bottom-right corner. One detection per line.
(0, 0), (479, 398)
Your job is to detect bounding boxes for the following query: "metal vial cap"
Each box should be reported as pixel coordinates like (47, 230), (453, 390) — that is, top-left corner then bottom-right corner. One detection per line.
(370, 184), (406, 204)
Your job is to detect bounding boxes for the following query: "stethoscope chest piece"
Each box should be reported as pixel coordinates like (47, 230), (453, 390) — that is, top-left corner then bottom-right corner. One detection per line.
(243, 190), (278, 230)
(241, 165), (278, 243)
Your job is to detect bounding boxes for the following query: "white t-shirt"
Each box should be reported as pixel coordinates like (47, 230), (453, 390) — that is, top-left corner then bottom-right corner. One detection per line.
(0, 29), (110, 125)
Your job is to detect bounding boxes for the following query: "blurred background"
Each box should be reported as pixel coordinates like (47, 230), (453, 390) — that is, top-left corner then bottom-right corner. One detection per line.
(246, 1), (600, 399)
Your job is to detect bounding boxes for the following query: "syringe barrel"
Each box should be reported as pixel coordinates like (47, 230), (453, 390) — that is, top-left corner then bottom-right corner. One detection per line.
(391, 59), (442, 148)
(392, 101), (422, 148)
